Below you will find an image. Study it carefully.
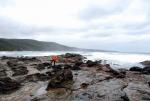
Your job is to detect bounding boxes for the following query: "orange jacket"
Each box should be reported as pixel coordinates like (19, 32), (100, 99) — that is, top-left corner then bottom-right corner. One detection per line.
(51, 55), (60, 61)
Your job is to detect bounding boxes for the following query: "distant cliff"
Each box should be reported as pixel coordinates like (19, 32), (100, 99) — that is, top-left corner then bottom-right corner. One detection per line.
(0, 38), (78, 51)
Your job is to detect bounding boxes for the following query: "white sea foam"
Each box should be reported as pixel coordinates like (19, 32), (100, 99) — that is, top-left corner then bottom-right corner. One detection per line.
(0, 51), (150, 69)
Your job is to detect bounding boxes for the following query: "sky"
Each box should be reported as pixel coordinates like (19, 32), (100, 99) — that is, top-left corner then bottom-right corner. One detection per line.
(0, 0), (150, 52)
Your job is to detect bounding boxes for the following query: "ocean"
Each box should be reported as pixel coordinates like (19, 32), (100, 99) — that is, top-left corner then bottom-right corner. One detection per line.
(0, 51), (150, 69)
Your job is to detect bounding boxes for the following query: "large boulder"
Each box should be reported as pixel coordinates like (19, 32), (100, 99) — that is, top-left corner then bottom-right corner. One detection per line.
(46, 68), (73, 90)
(64, 53), (82, 58)
(0, 77), (21, 94)
(129, 66), (142, 72)
(86, 60), (98, 67)
(60, 53), (85, 63)
(63, 68), (73, 81)
(142, 66), (150, 74)
(141, 61), (150, 66)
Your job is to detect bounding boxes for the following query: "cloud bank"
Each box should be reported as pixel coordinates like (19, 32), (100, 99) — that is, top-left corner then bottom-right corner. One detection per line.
(0, 0), (150, 52)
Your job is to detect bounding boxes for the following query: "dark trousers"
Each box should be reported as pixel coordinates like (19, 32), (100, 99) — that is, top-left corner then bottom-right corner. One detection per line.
(51, 60), (56, 66)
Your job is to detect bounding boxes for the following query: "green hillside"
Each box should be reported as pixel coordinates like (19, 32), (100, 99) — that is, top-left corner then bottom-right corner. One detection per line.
(0, 38), (77, 51)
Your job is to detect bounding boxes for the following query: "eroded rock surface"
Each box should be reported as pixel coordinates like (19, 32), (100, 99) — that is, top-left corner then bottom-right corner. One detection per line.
(124, 83), (150, 101)
(0, 77), (21, 94)
(46, 67), (73, 90)
(0, 54), (150, 101)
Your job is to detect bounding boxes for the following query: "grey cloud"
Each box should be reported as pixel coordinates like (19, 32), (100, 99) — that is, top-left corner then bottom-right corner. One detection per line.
(79, 0), (130, 20)
(0, 17), (55, 38)
(0, 0), (14, 7)
(0, 17), (88, 39)
(122, 22), (150, 30)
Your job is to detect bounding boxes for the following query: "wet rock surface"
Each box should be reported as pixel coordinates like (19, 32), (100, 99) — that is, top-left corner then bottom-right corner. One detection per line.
(0, 53), (149, 101)
(0, 77), (21, 94)
(7, 60), (29, 76)
(46, 67), (73, 90)
(0, 64), (7, 77)
(12, 66), (29, 76)
(35, 62), (51, 71)
(124, 83), (150, 101)
(25, 73), (50, 82)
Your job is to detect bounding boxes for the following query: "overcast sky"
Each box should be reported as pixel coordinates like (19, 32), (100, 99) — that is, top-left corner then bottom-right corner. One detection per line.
(0, 0), (150, 52)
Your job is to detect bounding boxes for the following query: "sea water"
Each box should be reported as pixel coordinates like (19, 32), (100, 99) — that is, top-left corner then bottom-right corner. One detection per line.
(0, 51), (150, 69)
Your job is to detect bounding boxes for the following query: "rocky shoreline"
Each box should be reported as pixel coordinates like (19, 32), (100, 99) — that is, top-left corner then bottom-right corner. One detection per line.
(0, 53), (150, 101)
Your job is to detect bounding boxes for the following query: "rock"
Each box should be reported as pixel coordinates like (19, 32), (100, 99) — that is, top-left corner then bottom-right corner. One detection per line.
(7, 60), (28, 76)
(0, 77), (21, 94)
(72, 65), (81, 70)
(80, 83), (89, 89)
(0, 65), (7, 78)
(63, 68), (73, 81)
(86, 60), (98, 67)
(118, 69), (128, 75)
(60, 53), (84, 63)
(36, 64), (46, 71)
(64, 64), (72, 69)
(52, 65), (62, 70)
(1, 56), (16, 60)
(96, 60), (102, 64)
(64, 53), (82, 58)
(18, 57), (39, 62)
(0, 71), (7, 77)
(71, 62), (83, 70)
(142, 66), (150, 74)
(105, 64), (126, 78)
(148, 82), (150, 87)
(43, 62), (51, 67)
(46, 79), (63, 89)
(46, 68), (73, 90)
(35, 62), (51, 71)
(13, 76), (26, 83)
(12, 66), (28, 76)
(46, 71), (52, 77)
(129, 66), (150, 75)
(71, 79), (129, 101)
(7, 60), (19, 67)
(75, 61), (83, 66)
(141, 61), (150, 66)
(129, 66), (142, 72)
(124, 83), (150, 101)
(25, 73), (50, 82)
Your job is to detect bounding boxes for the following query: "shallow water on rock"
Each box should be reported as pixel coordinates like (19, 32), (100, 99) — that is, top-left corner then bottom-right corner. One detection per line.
(34, 85), (47, 96)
